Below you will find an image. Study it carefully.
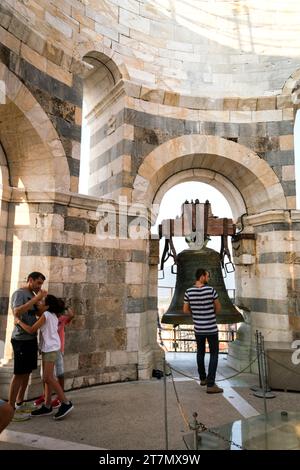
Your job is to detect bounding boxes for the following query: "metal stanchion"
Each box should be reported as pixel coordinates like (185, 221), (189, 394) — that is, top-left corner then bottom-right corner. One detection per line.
(261, 343), (268, 416)
(192, 412), (199, 450)
(250, 330), (262, 392)
(253, 331), (275, 399)
(163, 356), (169, 450)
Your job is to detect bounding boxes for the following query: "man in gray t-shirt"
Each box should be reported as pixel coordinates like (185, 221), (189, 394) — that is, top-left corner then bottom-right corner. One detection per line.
(9, 272), (47, 412)
(11, 289), (40, 341)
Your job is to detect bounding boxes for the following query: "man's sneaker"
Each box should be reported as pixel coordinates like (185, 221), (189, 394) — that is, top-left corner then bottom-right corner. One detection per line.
(53, 401), (73, 420)
(200, 379), (207, 386)
(12, 410), (31, 422)
(31, 405), (53, 416)
(51, 398), (61, 409)
(206, 384), (223, 394)
(15, 402), (36, 413)
(34, 395), (45, 407)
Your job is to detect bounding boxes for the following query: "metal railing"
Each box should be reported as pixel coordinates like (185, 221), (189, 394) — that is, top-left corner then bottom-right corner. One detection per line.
(158, 324), (237, 354)
(157, 285), (237, 353)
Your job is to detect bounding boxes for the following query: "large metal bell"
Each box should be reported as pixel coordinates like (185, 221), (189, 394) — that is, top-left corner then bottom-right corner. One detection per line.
(161, 246), (244, 326)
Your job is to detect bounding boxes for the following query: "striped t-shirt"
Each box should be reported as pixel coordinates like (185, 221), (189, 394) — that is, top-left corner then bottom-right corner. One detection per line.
(184, 285), (218, 335)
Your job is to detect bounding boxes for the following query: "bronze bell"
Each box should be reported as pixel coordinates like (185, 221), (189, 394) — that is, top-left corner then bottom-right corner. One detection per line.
(161, 246), (244, 326)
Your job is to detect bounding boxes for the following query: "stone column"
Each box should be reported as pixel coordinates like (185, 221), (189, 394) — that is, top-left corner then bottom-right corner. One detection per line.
(228, 210), (300, 371)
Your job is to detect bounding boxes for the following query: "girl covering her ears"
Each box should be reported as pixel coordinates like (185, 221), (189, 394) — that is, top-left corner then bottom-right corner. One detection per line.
(15, 294), (73, 420)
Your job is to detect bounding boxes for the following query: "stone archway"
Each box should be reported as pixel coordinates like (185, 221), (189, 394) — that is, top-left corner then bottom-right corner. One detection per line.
(77, 42), (129, 82)
(132, 135), (287, 217)
(133, 134), (294, 370)
(0, 63), (70, 192)
(153, 168), (246, 222)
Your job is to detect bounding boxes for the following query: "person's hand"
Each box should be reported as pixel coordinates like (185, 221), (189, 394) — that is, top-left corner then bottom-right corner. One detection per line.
(14, 318), (20, 326)
(67, 307), (75, 319)
(35, 290), (47, 302)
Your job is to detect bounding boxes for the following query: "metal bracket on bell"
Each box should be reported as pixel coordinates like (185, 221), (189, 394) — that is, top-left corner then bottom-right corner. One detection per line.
(171, 264), (177, 274)
(225, 262), (235, 273)
(158, 269), (165, 280)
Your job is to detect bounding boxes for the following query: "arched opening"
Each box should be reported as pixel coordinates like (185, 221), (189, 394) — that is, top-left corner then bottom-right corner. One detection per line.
(0, 99), (63, 190)
(79, 51), (122, 196)
(133, 134), (286, 364)
(153, 180), (238, 354)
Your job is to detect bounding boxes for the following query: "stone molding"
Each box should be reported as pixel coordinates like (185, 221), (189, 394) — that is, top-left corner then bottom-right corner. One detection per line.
(6, 188), (152, 224)
(85, 79), (126, 123)
(123, 79), (294, 112)
(245, 209), (300, 227)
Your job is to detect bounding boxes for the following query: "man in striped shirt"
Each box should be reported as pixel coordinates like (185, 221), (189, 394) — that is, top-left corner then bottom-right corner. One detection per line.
(183, 268), (223, 394)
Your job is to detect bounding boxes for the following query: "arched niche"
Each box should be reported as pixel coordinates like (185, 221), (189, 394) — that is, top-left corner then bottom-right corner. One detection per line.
(79, 50), (124, 195)
(82, 50), (123, 114)
(0, 63), (70, 192)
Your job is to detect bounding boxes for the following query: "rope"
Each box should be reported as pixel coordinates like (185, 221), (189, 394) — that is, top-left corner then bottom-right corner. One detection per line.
(169, 367), (190, 430)
(157, 313), (168, 352)
(166, 361), (246, 450)
(216, 355), (259, 382)
(168, 352), (259, 383)
(162, 329), (300, 451)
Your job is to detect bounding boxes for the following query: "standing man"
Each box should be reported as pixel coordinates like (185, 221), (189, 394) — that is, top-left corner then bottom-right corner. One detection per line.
(8, 272), (47, 418)
(183, 268), (223, 394)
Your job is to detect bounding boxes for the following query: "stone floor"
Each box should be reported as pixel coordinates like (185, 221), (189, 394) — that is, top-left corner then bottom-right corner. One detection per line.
(0, 352), (298, 450)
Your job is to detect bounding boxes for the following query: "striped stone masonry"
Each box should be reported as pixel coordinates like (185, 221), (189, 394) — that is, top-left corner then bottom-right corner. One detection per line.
(0, 190), (162, 395)
(1, 0), (300, 97)
(233, 211), (300, 347)
(82, 80), (295, 207)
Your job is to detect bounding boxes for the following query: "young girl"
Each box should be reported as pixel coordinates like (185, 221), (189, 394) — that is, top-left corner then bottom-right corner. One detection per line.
(15, 295), (73, 420)
(34, 307), (75, 409)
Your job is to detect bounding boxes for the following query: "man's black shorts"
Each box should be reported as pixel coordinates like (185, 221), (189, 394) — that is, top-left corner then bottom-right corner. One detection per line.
(11, 338), (38, 374)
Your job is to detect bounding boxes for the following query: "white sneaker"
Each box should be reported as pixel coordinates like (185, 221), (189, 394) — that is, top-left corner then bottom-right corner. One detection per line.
(15, 402), (36, 413)
(12, 410), (31, 422)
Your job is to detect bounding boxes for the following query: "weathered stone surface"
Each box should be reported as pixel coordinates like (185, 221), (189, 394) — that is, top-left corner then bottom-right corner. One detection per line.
(131, 250), (146, 263)
(0, 4), (13, 29)
(107, 260), (126, 283)
(65, 330), (95, 354)
(86, 259), (107, 283)
(263, 150), (294, 166)
(79, 352), (106, 370)
(64, 216), (89, 233)
(93, 328), (127, 350)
